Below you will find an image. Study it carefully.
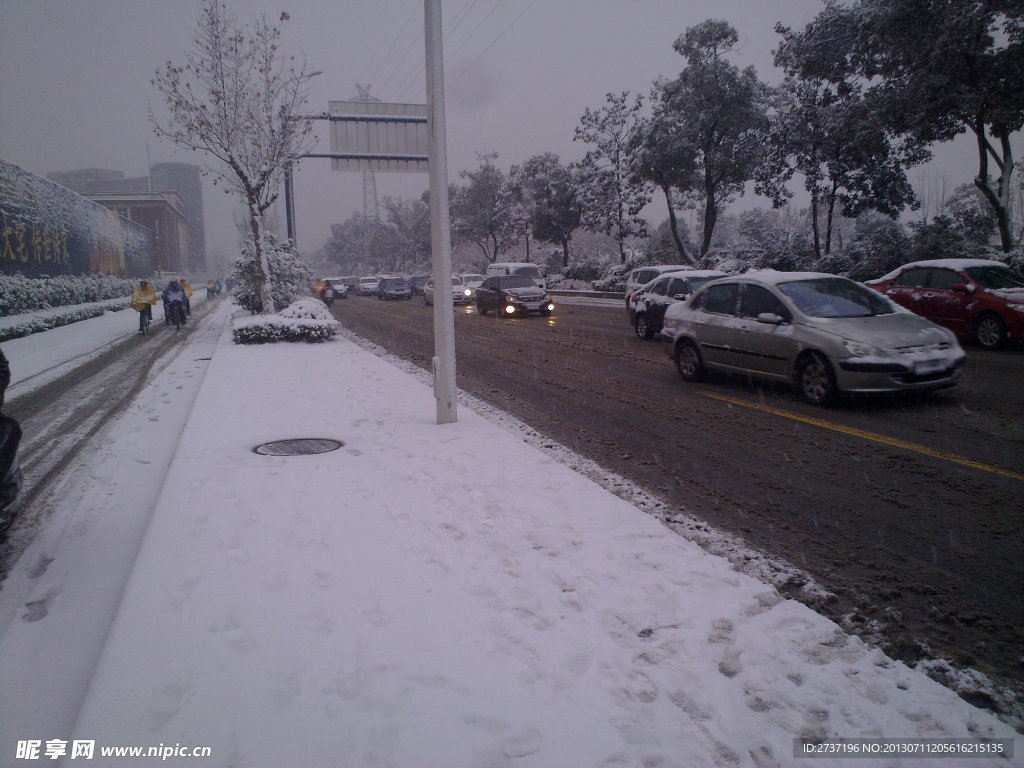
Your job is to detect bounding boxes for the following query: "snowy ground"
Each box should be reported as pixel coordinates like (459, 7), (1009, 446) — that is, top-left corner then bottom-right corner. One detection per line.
(0, 299), (1018, 768)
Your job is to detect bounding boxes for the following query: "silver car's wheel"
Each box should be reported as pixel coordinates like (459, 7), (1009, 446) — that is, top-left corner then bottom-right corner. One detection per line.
(674, 341), (704, 382)
(797, 352), (836, 406)
(974, 314), (1005, 349)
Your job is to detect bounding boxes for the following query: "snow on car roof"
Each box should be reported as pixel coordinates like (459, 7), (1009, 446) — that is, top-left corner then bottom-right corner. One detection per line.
(736, 269), (845, 285)
(659, 269), (729, 279)
(867, 259), (1009, 284)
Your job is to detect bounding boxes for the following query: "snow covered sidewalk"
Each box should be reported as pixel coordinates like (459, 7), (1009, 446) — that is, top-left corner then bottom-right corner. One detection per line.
(7, 306), (1020, 767)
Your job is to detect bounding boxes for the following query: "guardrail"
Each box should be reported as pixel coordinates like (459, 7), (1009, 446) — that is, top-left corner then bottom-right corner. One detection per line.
(548, 289), (625, 301)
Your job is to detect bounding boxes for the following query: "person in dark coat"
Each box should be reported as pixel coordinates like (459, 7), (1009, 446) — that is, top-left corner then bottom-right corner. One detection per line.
(0, 347), (22, 528)
(0, 346), (10, 412)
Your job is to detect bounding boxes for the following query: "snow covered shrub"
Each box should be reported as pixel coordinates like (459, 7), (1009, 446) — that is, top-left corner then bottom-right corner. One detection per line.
(0, 272), (134, 316)
(562, 259), (603, 283)
(279, 298), (333, 321)
(231, 233), (313, 314)
(232, 302), (339, 345)
(0, 305), (111, 342)
(591, 263), (629, 293)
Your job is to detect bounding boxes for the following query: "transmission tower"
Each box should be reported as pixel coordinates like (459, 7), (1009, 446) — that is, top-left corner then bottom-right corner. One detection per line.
(351, 83), (381, 225)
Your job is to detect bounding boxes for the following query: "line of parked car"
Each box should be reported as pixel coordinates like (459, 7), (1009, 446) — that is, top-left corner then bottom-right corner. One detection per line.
(624, 258), (1024, 406)
(335, 263), (556, 318)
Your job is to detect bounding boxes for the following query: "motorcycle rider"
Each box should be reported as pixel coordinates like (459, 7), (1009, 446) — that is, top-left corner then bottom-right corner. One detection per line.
(319, 279), (337, 308)
(163, 279), (187, 328)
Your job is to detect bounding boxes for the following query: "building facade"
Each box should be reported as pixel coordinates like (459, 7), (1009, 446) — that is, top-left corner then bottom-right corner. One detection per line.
(48, 163), (206, 272)
(84, 191), (198, 275)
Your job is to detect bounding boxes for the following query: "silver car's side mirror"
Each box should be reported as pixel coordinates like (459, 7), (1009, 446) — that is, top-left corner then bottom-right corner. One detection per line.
(756, 312), (786, 325)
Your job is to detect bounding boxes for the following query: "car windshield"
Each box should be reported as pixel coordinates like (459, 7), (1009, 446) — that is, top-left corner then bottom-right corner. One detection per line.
(382, 278), (406, 286)
(498, 276), (537, 289)
(963, 266), (1024, 289)
(513, 267), (541, 279)
(688, 275), (723, 292)
(777, 278), (894, 318)
(462, 274), (484, 282)
(359, 278), (376, 284)
(450, 277), (464, 285)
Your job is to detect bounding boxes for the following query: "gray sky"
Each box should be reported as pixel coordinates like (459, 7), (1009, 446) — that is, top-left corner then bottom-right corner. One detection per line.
(0, 0), (995, 264)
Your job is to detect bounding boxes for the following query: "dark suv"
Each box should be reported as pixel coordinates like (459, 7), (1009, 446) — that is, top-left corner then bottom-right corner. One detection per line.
(476, 275), (553, 317)
(628, 270), (727, 339)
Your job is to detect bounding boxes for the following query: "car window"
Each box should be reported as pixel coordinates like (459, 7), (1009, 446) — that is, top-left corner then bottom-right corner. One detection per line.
(929, 269), (963, 290)
(481, 278), (497, 289)
(667, 277), (689, 297)
(892, 268), (930, 288)
(651, 278), (670, 296)
(963, 266), (1024, 289)
(635, 269), (654, 285)
(498, 276), (536, 289)
(778, 278), (893, 318)
(513, 266), (541, 279)
(450, 277), (463, 285)
(700, 283), (740, 315)
(738, 284), (789, 319)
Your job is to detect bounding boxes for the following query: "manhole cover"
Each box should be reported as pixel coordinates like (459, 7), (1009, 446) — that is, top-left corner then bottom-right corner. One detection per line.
(253, 438), (344, 456)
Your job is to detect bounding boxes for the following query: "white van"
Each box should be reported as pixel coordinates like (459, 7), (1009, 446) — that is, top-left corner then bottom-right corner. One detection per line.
(485, 262), (546, 290)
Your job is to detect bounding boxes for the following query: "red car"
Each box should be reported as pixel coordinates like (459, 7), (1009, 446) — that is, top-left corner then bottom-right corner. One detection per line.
(865, 259), (1024, 349)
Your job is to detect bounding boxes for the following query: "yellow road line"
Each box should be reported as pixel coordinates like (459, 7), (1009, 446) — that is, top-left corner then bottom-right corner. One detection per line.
(698, 390), (1024, 482)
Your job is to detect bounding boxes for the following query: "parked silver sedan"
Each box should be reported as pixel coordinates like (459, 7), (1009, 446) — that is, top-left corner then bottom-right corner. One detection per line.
(660, 271), (966, 405)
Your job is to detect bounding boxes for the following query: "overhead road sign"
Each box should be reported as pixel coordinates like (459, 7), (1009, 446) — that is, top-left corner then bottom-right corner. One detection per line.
(327, 101), (429, 173)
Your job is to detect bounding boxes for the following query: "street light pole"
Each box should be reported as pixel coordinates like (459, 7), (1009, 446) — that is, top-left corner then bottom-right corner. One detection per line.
(425, 0), (457, 424)
(284, 160), (296, 245)
(281, 70), (322, 249)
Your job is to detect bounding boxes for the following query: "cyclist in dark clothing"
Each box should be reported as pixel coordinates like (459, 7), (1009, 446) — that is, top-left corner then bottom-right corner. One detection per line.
(0, 347), (9, 411)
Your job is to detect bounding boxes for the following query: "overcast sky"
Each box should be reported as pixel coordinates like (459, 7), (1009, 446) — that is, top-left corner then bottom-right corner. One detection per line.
(0, 0), (1001, 266)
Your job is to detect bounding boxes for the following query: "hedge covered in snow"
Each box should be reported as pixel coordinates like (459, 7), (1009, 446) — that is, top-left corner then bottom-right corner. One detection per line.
(232, 299), (339, 344)
(0, 272), (135, 316)
(0, 300), (128, 343)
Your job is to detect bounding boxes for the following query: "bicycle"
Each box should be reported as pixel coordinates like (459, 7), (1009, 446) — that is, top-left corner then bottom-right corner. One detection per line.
(138, 304), (153, 336)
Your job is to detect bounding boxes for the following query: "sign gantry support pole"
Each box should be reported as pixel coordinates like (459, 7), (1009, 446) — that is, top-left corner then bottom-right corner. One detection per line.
(425, 0), (457, 425)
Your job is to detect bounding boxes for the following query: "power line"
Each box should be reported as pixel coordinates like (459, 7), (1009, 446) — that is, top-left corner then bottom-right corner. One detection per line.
(363, 0), (420, 89)
(375, 3), (426, 97)
(444, 0), (480, 45)
(393, 0), (486, 100)
(448, 0), (538, 89)
(447, 0), (507, 62)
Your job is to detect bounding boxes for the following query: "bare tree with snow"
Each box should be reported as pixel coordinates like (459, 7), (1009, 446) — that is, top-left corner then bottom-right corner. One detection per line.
(150, 0), (317, 313)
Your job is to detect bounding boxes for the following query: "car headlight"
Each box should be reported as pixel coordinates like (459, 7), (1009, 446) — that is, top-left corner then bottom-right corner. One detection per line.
(843, 340), (888, 358)
(464, 289), (472, 296)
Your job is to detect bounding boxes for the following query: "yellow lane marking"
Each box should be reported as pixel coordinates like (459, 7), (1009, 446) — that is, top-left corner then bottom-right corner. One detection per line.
(698, 390), (1024, 482)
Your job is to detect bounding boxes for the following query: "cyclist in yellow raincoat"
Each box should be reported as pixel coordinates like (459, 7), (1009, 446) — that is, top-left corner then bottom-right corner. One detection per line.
(130, 280), (157, 333)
